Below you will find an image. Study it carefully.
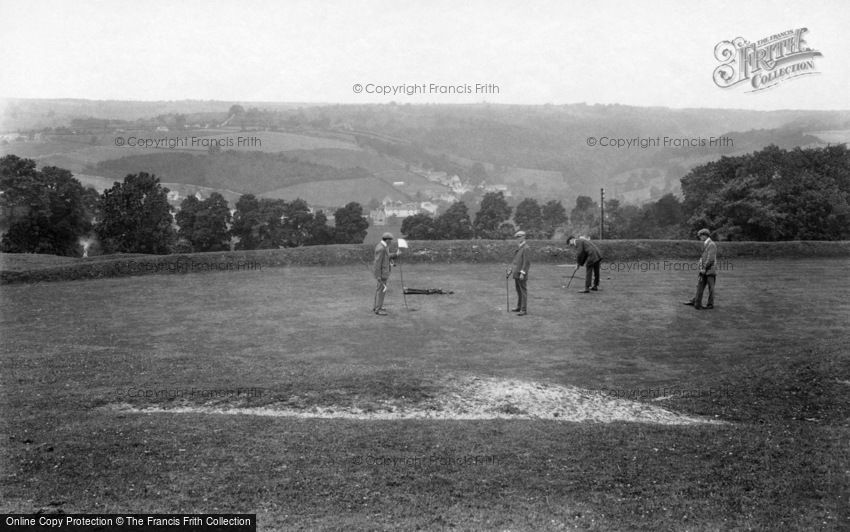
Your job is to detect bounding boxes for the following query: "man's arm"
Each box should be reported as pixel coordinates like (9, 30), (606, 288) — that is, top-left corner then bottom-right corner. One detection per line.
(520, 247), (531, 277)
(575, 241), (587, 267)
(703, 242), (716, 272)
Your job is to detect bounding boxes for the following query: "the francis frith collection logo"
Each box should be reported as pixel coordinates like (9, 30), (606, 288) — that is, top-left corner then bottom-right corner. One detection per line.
(713, 28), (822, 92)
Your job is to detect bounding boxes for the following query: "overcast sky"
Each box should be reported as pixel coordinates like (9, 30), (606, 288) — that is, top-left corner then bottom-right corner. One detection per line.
(2, 0), (848, 110)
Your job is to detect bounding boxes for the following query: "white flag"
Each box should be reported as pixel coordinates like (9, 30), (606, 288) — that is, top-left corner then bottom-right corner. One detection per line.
(397, 238), (409, 249)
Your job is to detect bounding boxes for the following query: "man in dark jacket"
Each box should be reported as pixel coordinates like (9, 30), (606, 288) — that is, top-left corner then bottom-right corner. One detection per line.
(506, 230), (531, 316)
(684, 228), (717, 310)
(568, 235), (603, 293)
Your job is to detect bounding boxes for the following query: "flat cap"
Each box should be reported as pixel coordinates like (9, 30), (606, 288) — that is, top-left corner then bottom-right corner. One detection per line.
(514, 230), (526, 238)
(382, 232), (394, 240)
(697, 228), (711, 237)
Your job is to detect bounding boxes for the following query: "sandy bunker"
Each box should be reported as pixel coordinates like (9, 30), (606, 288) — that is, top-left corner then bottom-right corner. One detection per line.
(112, 376), (724, 425)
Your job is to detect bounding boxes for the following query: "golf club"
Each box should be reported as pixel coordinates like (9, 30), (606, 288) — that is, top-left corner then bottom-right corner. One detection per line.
(505, 270), (510, 312)
(566, 265), (580, 289)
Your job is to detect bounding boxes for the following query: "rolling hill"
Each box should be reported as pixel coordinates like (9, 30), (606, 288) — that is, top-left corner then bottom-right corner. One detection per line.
(4, 100), (848, 208)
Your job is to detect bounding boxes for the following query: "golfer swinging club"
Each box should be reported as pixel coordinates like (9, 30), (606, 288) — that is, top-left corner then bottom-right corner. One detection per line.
(506, 230), (531, 316)
(567, 235), (603, 293)
(372, 232), (400, 316)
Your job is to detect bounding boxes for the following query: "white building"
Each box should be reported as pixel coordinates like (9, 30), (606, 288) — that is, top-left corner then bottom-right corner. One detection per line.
(369, 209), (387, 226)
(419, 201), (439, 215)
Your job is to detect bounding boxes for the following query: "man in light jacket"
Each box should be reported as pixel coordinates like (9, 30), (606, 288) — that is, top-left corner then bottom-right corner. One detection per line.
(373, 232), (399, 315)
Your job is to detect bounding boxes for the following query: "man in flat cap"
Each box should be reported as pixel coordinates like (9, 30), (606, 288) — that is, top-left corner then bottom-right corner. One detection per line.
(373, 232), (400, 315)
(506, 230), (531, 316)
(684, 228), (717, 310)
(567, 235), (603, 293)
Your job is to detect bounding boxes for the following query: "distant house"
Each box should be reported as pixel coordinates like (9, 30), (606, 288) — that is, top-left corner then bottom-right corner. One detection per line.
(425, 171), (449, 183)
(156, 126), (169, 132)
(167, 191), (181, 202)
(370, 199), (421, 224)
(383, 200), (419, 218)
(483, 184), (512, 197)
(369, 209), (387, 226)
(392, 181), (406, 187)
(419, 201), (439, 215)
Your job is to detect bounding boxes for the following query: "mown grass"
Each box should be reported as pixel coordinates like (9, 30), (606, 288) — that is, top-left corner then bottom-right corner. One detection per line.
(1, 260), (848, 530)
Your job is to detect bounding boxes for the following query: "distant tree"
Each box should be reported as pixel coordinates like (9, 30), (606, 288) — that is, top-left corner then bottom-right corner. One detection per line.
(513, 198), (543, 236)
(231, 195), (288, 249)
(96, 172), (175, 254)
(601, 199), (623, 239)
(681, 144), (850, 240)
(175, 192), (231, 252)
(281, 198), (314, 247)
(334, 202), (369, 243)
(401, 213), (438, 239)
(0, 156), (92, 256)
(228, 104), (245, 116)
(231, 194), (261, 250)
(81, 186), (100, 222)
(498, 222), (517, 239)
(569, 195), (599, 237)
(435, 201), (473, 239)
(309, 210), (335, 245)
(651, 193), (685, 227)
(474, 191), (512, 238)
(541, 199), (568, 238)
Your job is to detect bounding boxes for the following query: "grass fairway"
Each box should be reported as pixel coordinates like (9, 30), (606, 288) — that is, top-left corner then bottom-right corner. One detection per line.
(2, 259), (849, 530)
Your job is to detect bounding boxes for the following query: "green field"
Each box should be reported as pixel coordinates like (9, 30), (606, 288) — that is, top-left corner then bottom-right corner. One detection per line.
(1, 259), (848, 530)
(0, 129), (362, 173)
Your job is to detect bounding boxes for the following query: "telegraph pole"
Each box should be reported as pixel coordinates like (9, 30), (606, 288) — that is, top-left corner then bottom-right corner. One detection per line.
(600, 188), (605, 240)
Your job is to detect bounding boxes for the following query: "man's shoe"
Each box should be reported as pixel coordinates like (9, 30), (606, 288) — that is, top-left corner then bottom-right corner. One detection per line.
(694, 306), (703, 310)
(590, 286), (598, 291)
(510, 307), (521, 312)
(578, 289), (590, 293)
(683, 300), (695, 306)
(375, 309), (388, 316)
(704, 304), (714, 310)
(517, 311), (527, 316)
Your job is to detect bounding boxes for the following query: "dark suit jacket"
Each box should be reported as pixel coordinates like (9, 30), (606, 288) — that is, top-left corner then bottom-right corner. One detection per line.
(575, 238), (602, 267)
(511, 243), (531, 279)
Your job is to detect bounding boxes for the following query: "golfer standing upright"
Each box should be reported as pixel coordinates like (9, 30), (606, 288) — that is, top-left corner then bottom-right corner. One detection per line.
(684, 228), (717, 310)
(373, 232), (399, 316)
(506, 230), (531, 316)
(567, 235), (603, 293)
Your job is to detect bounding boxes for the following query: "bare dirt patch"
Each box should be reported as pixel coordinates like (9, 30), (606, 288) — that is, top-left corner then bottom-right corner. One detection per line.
(110, 375), (723, 425)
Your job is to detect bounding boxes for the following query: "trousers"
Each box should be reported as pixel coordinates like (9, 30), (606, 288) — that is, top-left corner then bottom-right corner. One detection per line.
(514, 277), (527, 311)
(585, 260), (601, 289)
(694, 274), (715, 308)
(374, 279), (388, 310)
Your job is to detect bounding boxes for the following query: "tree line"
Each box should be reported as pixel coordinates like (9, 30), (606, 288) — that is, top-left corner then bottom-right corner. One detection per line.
(2, 144), (848, 256)
(0, 155), (369, 256)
